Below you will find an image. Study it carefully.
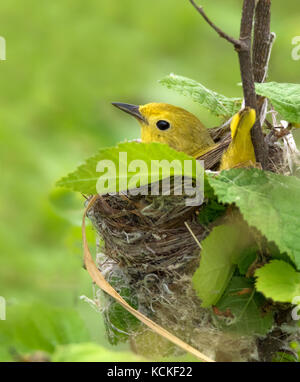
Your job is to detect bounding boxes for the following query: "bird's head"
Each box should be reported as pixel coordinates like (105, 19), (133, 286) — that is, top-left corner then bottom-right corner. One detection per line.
(112, 102), (214, 156)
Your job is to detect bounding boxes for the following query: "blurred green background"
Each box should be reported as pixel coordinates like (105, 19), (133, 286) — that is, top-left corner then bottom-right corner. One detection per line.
(0, 0), (299, 361)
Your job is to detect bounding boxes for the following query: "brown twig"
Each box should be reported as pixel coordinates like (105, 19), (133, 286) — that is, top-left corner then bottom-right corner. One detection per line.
(189, 0), (267, 167)
(253, 0), (273, 84)
(189, 0), (243, 48)
(252, 0), (274, 161)
(238, 0), (256, 107)
(239, 0), (266, 167)
(253, 0), (273, 114)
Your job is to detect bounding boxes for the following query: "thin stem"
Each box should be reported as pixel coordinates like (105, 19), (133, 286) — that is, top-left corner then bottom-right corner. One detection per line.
(189, 0), (243, 49)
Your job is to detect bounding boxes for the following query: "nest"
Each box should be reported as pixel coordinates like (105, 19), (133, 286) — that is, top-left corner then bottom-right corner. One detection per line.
(86, 127), (299, 362)
(88, 191), (207, 276)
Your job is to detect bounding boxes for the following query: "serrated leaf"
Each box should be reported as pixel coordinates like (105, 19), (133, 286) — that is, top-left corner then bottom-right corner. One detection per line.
(215, 277), (273, 336)
(255, 82), (300, 123)
(208, 169), (300, 269)
(160, 74), (242, 117)
(57, 142), (203, 195)
(192, 222), (254, 307)
(255, 260), (300, 303)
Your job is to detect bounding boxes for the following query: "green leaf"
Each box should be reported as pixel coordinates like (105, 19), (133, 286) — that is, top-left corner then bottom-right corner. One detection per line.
(266, 241), (293, 264)
(208, 169), (300, 268)
(192, 222), (254, 307)
(255, 82), (300, 123)
(197, 198), (226, 225)
(255, 260), (300, 303)
(272, 352), (298, 363)
(215, 277), (273, 336)
(57, 142), (203, 195)
(51, 342), (146, 362)
(237, 246), (258, 275)
(160, 74), (242, 117)
(104, 282), (141, 345)
(0, 303), (91, 360)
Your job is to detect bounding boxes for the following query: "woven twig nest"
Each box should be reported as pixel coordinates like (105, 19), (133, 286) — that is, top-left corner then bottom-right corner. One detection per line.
(87, 191), (260, 361)
(88, 192), (207, 276)
(85, 128), (298, 362)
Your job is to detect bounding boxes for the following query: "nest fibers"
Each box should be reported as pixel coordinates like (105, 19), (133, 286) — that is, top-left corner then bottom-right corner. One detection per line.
(87, 191), (258, 362)
(86, 129), (298, 362)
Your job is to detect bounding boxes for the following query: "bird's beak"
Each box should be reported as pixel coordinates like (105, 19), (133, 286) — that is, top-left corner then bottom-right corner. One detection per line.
(112, 102), (147, 124)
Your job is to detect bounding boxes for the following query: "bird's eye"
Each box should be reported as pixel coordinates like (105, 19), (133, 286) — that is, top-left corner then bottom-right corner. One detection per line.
(156, 120), (170, 131)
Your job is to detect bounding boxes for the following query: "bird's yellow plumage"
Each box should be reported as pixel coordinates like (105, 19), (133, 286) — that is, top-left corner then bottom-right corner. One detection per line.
(112, 102), (257, 170)
(112, 102), (216, 157)
(219, 107), (257, 170)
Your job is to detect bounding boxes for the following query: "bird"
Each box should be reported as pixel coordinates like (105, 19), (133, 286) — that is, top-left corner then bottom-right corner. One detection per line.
(112, 102), (217, 158)
(219, 107), (257, 170)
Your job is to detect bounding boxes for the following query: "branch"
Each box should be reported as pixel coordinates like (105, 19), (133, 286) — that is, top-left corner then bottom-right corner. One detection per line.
(239, 0), (266, 167)
(189, 0), (267, 167)
(252, 0), (275, 131)
(253, 0), (273, 83)
(189, 0), (243, 48)
(238, 0), (256, 109)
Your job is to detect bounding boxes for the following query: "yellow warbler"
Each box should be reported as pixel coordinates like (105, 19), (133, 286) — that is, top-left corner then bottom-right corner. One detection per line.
(112, 102), (216, 157)
(219, 107), (256, 170)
